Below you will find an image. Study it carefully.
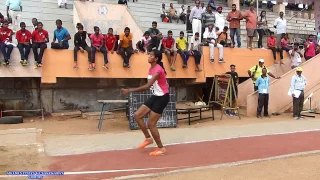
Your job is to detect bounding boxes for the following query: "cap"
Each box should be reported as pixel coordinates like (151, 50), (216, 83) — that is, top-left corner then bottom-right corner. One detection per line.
(217, 6), (222, 10)
(258, 59), (264, 63)
(296, 67), (303, 71)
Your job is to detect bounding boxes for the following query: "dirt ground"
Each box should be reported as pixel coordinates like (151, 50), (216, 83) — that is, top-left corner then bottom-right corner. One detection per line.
(0, 110), (318, 179)
(142, 153), (320, 180)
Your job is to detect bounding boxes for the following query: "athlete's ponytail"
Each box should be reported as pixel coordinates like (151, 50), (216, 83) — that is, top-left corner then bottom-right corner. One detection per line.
(153, 49), (167, 75)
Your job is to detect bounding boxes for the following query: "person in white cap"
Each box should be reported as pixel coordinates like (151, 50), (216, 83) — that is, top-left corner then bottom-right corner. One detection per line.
(247, 59), (279, 91)
(289, 67), (307, 120)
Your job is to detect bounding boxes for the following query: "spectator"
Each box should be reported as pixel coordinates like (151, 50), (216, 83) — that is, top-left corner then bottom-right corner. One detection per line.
(58, 0), (68, 9)
(117, 27), (133, 68)
(176, 31), (189, 68)
(168, 3), (179, 23)
(118, 0), (128, 6)
(16, 22), (31, 66)
(189, 0), (204, 40)
(189, 32), (202, 72)
(135, 31), (151, 53)
(203, 24), (218, 63)
(201, 2), (206, 12)
(73, 23), (91, 69)
(148, 21), (162, 51)
(225, 64), (239, 116)
(178, 5), (187, 24)
(281, 33), (290, 52)
(243, 4), (257, 49)
(274, 12), (287, 49)
(105, 28), (117, 52)
(0, 20), (13, 65)
(32, 22), (49, 68)
(257, 10), (267, 48)
(90, 26), (108, 70)
(215, 26), (231, 62)
(247, 59), (278, 91)
(289, 42), (303, 69)
(227, 4), (242, 48)
(304, 34), (317, 61)
(32, 18), (38, 31)
(290, 67), (307, 120)
(267, 32), (283, 64)
(186, 6), (191, 15)
(215, 6), (225, 32)
(160, 4), (168, 22)
(202, 5), (215, 33)
(255, 68), (271, 119)
(162, 30), (177, 71)
(209, 0), (215, 7)
(6, 0), (22, 32)
(51, 19), (71, 49)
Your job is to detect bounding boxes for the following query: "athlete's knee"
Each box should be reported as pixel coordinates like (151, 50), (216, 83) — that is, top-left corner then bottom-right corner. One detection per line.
(148, 121), (157, 129)
(134, 112), (143, 119)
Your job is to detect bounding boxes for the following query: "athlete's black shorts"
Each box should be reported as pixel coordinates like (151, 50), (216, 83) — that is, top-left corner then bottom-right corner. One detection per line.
(144, 93), (170, 114)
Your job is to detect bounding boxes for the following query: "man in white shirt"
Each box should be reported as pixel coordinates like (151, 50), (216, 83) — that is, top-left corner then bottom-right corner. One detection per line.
(203, 24), (223, 63)
(273, 11), (287, 49)
(178, 5), (187, 24)
(189, 0), (204, 40)
(160, 3), (168, 22)
(289, 67), (307, 120)
(189, 32), (202, 72)
(215, 6), (225, 32)
(289, 42), (303, 69)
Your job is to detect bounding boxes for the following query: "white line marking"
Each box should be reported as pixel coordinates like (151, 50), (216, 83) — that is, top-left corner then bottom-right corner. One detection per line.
(111, 150), (320, 180)
(0, 166), (190, 178)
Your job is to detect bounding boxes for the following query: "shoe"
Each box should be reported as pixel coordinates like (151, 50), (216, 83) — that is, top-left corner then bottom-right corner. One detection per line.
(103, 64), (108, 69)
(73, 62), (78, 69)
(127, 64), (130, 68)
(149, 148), (166, 156)
(20, 60), (24, 64)
(225, 110), (230, 116)
(23, 60), (28, 66)
(210, 59), (214, 63)
(34, 65), (38, 69)
(2, 61), (7, 65)
(37, 63), (42, 67)
(299, 116), (304, 119)
(138, 138), (153, 148)
(123, 62), (127, 67)
(88, 63), (93, 71)
(264, 115), (271, 118)
(4, 61), (10, 66)
(257, 115), (262, 119)
(294, 117), (299, 120)
(218, 58), (225, 63)
(182, 64), (187, 68)
(92, 63), (96, 69)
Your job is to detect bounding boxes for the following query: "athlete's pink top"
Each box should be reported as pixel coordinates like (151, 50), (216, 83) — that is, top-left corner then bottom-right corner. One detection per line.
(148, 64), (169, 96)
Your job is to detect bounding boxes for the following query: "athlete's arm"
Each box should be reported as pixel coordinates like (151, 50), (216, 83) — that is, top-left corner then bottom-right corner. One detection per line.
(121, 73), (160, 95)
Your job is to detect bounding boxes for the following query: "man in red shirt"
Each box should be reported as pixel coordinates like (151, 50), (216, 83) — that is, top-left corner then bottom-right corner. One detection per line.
(0, 20), (14, 65)
(267, 32), (283, 64)
(105, 28), (117, 53)
(31, 22), (49, 68)
(161, 30), (177, 71)
(16, 22), (31, 66)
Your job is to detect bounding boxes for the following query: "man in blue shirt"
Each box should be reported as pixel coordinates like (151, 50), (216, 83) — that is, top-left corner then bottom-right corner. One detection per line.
(6, 0), (22, 32)
(51, 19), (71, 49)
(255, 68), (272, 118)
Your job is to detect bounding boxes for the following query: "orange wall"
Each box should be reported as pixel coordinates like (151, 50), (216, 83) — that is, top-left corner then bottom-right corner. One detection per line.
(41, 47), (287, 84)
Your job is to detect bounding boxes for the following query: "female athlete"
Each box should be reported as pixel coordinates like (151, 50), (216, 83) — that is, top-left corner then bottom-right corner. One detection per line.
(121, 49), (169, 156)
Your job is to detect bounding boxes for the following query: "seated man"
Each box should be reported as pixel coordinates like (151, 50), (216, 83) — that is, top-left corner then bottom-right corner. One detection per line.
(90, 26), (108, 70)
(162, 30), (177, 71)
(73, 23), (91, 68)
(16, 22), (32, 66)
(189, 32), (202, 72)
(105, 28), (117, 53)
(148, 21), (162, 51)
(51, 19), (71, 49)
(178, 5), (187, 24)
(0, 20), (14, 65)
(215, 26), (233, 62)
(267, 32), (283, 64)
(176, 31), (190, 68)
(117, 27), (133, 68)
(168, 3), (179, 23)
(160, 3), (168, 22)
(203, 24), (223, 63)
(135, 31), (151, 53)
(32, 22), (49, 68)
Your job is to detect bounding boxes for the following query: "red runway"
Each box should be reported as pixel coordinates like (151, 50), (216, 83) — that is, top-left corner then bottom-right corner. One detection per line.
(47, 131), (320, 180)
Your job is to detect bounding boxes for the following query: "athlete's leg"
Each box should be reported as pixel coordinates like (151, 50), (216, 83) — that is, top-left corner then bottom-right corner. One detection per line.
(134, 105), (151, 138)
(148, 111), (163, 148)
